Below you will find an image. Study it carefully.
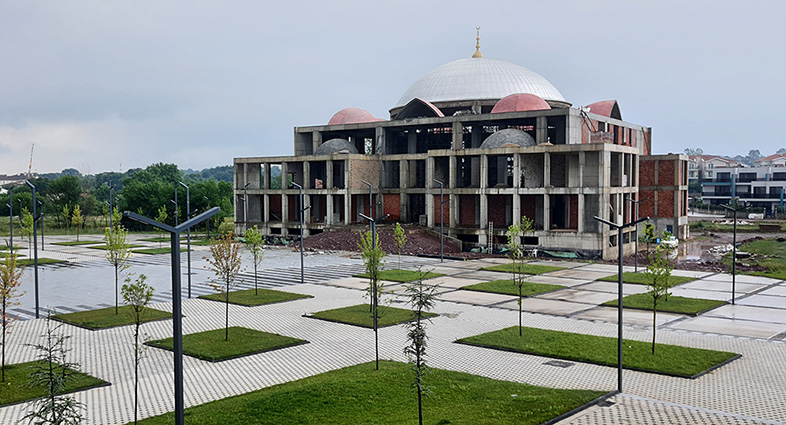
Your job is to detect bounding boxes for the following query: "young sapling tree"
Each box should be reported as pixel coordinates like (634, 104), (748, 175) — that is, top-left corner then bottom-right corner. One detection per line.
(61, 204), (71, 232)
(404, 270), (439, 425)
(71, 205), (84, 242)
(21, 207), (34, 257)
(644, 242), (674, 354)
(154, 206), (168, 249)
(122, 274), (154, 425)
(358, 229), (385, 370)
(244, 226), (264, 295)
(206, 232), (242, 341)
(0, 253), (24, 382)
(507, 216), (534, 336)
(104, 225), (132, 314)
(394, 222), (407, 274)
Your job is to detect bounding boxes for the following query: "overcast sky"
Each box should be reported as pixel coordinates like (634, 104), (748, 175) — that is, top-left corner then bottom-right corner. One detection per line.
(1, 1), (783, 175)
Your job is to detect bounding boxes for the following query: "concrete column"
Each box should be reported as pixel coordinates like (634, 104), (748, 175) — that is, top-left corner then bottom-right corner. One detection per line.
(480, 154), (488, 229)
(543, 194), (550, 231)
(263, 163), (271, 190)
(263, 194), (270, 224)
(344, 160), (352, 224)
(452, 121), (463, 150)
(426, 157), (435, 227)
(480, 155), (488, 189)
(618, 153), (625, 187)
(513, 154), (522, 189)
(326, 160), (333, 189)
(449, 155), (457, 189)
(480, 194), (488, 229)
(497, 157), (507, 186)
(281, 192), (289, 227)
(312, 131), (322, 156)
(408, 131), (417, 154)
(512, 192), (521, 226)
(471, 125), (482, 148)
(303, 161), (310, 189)
(544, 153), (551, 187)
(399, 160), (409, 222)
(536, 116), (548, 144)
(281, 162), (289, 190)
(601, 151), (611, 188)
(449, 193), (457, 233)
(375, 127), (386, 155)
(578, 152), (585, 188)
(577, 194), (584, 232)
(325, 194), (333, 225)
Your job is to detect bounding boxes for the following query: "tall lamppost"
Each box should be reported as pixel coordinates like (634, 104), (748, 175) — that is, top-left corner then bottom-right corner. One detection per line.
(5, 188), (13, 255)
(37, 200), (44, 250)
(173, 185), (179, 226)
(124, 207), (219, 425)
(721, 203), (743, 305)
(291, 182), (310, 285)
(433, 179), (447, 262)
(625, 196), (650, 273)
(178, 182), (192, 298)
(593, 214), (648, 393)
(203, 195), (210, 240)
(25, 180), (41, 318)
(243, 182), (250, 233)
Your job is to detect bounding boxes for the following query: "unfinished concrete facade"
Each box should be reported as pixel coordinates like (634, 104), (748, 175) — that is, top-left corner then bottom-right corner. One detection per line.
(234, 47), (686, 260)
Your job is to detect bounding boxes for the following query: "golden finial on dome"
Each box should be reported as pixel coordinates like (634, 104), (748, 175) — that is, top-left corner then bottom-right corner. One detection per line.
(472, 26), (483, 58)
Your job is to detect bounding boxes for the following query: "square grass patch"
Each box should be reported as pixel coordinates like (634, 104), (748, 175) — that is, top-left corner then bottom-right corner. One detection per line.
(0, 252), (25, 258)
(87, 244), (144, 251)
(0, 246), (24, 251)
(147, 326), (307, 362)
(134, 360), (606, 425)
(602, 293), (726, 316)
(462, 279), (564, 297)
(0, 360), (109, 406)
(457, 326), (739, 378)
(307, 304), (437, 328)
(51, 240), (104, 246)
(481, 263), (565, 275)
(199, 288), (312, 306)
(132, 247), (191, 255)
(353, 269), (445, 282)
(17, 258), (66, 267)
(53, 305), (173, 330)
(599, 272), (696, 286)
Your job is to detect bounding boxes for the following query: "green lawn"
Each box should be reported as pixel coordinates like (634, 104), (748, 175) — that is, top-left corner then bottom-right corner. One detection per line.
(51, 240), (104, 246)
(354, 269), (445, 282)
(132, 247), (191, 255)
(603, 293), (726, 315)
(308, 304), (437, 328)
(134, 360), (605, 425)
(0, 252), (24, 258)
(0, 246), (24, 251)
(462, 279), (564, 297)
(727, 238), (786, 279)
(199, 288), (311, 306)
(87, 244), (144, 251)
(481, 263), (565, 275)
(17, 258), (66, 266)
(147, 327), (307, 362)
(457, 326), (738, 378)
(0, 360), (108, 406)
(599, 272), (696, 286)
(53, 305), (173, 330)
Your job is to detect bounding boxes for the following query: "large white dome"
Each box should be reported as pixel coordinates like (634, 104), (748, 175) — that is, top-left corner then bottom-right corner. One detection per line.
(394, 57), (566, 108)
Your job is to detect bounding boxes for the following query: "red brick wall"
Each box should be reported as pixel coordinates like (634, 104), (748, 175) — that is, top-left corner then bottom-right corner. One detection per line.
(269, 195), (282, 219)
(488, 195), (507, 226)
(639, 160), (655, 186)
(287, 195), (298, 221)
(383, 194), (400, 221)
(658, 190), (675, 218)
(433, 195), (449, 224)
(568, 195), (578, 229)
(459, 195), (475, 226)
(658, 160), (676, 186)
(639, 190), (655, 218)
(521, 195), (537, 221)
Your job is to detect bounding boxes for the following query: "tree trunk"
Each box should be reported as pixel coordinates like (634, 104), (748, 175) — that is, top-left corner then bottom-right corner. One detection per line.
(225, 278), (230, 341)
(652, 298), (657, 355)
(2, 314), (5, 382)
(518, 283), (523, 336)
(115, 264), (119, 314)
(254, 255), (258, 295)
(134, 321), (139, 425)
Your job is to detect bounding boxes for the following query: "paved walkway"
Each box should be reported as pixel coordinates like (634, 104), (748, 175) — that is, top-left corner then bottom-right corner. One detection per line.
(1, 237), (785, 424)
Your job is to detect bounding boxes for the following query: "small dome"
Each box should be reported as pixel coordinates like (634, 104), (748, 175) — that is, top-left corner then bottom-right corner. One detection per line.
(584, 100), (622, 120)
(480, 129), (536, 149)
(491, 93), (551, 113)
(314, 138), (359, 155)
(328, 108), (382, 125)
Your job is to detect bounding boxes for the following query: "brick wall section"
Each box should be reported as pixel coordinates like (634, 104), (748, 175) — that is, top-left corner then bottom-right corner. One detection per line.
(568, 194), (579, 229)
(521, 195), (538, 221)
(433, 194), (449, 224)
(269, 195), (282, 219)
(459, 195), (475, 226)
(287, 195), (298, 222)
(638, 190), (655, 218)
(383, 194), (400, 221)
(658, 160), (676, 186)
(488, 195), (507, 226)
(640, 160), (656, 186)
(658, 190), (675, 218)
(348, 159), (379, 190)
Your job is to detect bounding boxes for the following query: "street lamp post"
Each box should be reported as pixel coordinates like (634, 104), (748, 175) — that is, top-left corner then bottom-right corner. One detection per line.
(625, 196), (650, 273)
(291, 182), (311, 285)
(203, 196), (210, 240)
(124, 207), (220, 425)
(25, 181), (41, 319)
(6, 188), (13, 256)
(721, 204), (742, 305)
(243, 183), (250, 234)
(178, 182), (192, 298)
(433, 179), (448, 262)
(593, 214), (648, 393)
(37, 200), (44, 250)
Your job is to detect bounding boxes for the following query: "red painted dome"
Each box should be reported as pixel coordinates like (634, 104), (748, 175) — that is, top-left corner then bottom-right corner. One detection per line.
(584, 100), (621, 120)
(491, 93), (551, 113)
(328, 108), (383, 125)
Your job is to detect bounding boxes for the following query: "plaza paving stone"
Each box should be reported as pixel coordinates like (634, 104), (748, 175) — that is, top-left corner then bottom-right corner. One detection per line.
(736, 294), (786, 309)
(576, 281), (651, 295)
(436, 289), (516, 306)
(700, 273), (783, 285)
(3, 237), (786, 424)
(497, 297), (594, 316)
(547, 268), (618, 281)
(760, 285), (786, 296)
(573, 306), (685, 327)
(428, 276), (487, 289)
(536, 288), (619, 305)
(681, 279), (766, 294)
(525, 274), (593, 287)
(669, 287), (735, 302)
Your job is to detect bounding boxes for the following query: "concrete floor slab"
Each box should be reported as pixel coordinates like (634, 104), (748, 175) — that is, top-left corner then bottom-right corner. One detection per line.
(547, 269), (617, 281)
(457, 270), (516, 281)
(699, 273), (782, 285)
(667, 316), (786, 339)
(736, 294), (786, 310)
(706, 304), (786, 324)
(436, 290), (516, 306)
(497, 298), (593, 316)
(575, 281), (650, 296)
(442, 260), (485, 270)
(572, 263), (633, 273)
(525, 275), (592, 287)
(428, 276), (487, 289)
(421, 265), (469, 276)
(477, 257), (509, 265)
(759, 285), (786, 297)
(325, 277), (370, 290)
(669, 287), (733, 302)
(536, 288), (618, 305)
(680, 280), (764, 294)
(382, 282), (455, 296)
(527, 260), (584, 269)
(572, 306), (683, 326)
(670, 269), (714, 279)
